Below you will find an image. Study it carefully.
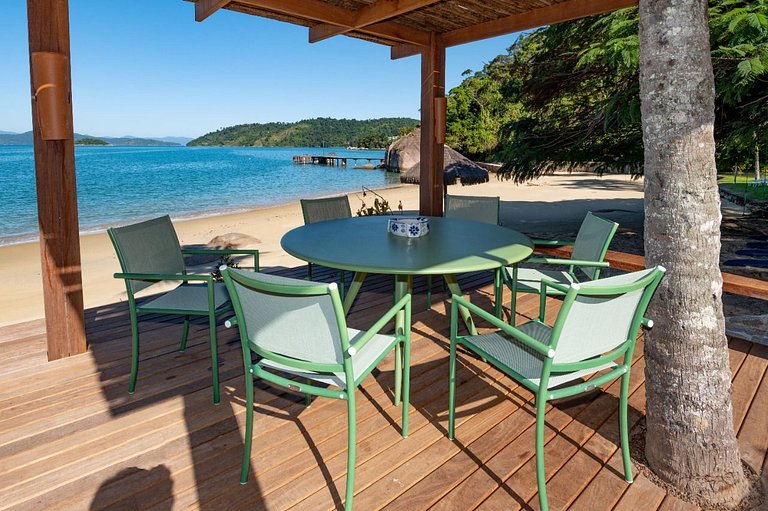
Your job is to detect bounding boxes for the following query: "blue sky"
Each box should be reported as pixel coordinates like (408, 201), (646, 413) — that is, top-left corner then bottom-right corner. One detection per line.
(1, 2), (520, 138)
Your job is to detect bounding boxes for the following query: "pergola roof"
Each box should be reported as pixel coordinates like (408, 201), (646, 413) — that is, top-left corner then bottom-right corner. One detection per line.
(194, 0), (636, 58)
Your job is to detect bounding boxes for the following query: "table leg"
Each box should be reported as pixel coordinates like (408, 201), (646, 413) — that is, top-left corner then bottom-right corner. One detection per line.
(393, 275), (411, 405)
(443, 274), (478, 336)
(343, 272), (368, 315)
(494, 267), (503, 319)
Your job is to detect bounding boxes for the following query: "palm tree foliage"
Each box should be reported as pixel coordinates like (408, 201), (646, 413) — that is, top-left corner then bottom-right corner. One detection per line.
(445, 0), (768, 181)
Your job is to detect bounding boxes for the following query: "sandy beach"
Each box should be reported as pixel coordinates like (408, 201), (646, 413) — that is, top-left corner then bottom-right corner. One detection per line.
(1, 173), (645, 327)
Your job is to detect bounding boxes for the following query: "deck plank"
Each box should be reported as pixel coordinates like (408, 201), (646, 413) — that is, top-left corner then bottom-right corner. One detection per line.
(0, 268), (766, 511)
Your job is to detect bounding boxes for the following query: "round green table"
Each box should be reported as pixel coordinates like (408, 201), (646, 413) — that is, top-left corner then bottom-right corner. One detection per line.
(281, 216), (533, 334)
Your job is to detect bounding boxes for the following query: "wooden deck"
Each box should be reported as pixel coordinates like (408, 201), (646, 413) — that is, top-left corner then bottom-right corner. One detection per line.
(1, 265), (766, 510)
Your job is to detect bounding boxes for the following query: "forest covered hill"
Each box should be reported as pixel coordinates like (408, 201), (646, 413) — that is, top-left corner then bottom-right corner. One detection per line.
(0, 131), (181, 146)
(188, 117), (419, 148)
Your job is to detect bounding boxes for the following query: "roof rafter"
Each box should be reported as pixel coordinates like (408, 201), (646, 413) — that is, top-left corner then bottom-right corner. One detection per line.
(231, 0), (431, 46)
(195, 0), (231, 22)
(309, 0), (441, 44)
(391, 0), (638, 59)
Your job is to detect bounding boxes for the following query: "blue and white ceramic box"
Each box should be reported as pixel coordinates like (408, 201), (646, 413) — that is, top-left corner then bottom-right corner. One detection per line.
(388, 217), (430, 238)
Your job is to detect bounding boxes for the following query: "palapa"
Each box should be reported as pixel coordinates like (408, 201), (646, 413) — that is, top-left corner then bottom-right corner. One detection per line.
(385, 129), (489, 186)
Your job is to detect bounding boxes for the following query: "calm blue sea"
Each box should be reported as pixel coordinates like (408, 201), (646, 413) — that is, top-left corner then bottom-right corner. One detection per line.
(0, 145), (398, 245)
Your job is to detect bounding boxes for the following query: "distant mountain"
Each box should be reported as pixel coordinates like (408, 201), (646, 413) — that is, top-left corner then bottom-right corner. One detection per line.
(155, 136), (193, 145)
(0, 131), (182, 146)
(188, 117), (420, 148)
(0, 132), (33, 145)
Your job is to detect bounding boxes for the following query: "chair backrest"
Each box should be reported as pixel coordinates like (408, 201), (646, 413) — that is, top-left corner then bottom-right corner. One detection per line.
(223, 268), (347, 366)
(550, 266), (665, 365)
(300, 196), (352, 225)
(108, 215), (185, 294)
(444, 195), (500, 225)
(570, 212), (619, 280)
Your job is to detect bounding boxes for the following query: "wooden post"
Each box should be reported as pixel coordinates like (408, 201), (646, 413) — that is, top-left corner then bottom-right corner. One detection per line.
(27, 0), (87, 360)
(419, 34), (445, 216)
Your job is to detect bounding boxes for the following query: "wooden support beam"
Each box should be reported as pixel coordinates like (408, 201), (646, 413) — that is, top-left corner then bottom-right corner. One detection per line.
(419, 34), (445, 216)
(195, 0), (231, 22)
(309, 0), (440, 43)
(441, 0), (638, 48)
(26, 0), (86, 360)
(391, 42), (423, 60)
(232, 0), (431, 45)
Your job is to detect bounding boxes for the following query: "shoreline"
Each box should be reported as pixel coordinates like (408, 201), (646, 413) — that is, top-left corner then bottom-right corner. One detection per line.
(0, 173), (646, 327)
(0, 180), (405, 248)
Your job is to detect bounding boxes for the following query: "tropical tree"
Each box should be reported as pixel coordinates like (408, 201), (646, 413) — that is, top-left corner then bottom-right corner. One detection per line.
(445, 0), (768, 182)
(638, 0), (750, 505)
(445, 53), (521, 159)
(711, 0), (768, 178)
(494, 10), (645, 180)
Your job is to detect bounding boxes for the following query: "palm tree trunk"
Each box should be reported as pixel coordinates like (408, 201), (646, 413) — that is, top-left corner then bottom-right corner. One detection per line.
(638, 0), (749, 506)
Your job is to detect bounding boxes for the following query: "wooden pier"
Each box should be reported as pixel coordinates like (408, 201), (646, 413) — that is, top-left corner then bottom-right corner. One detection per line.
(292, 154), (385, 168)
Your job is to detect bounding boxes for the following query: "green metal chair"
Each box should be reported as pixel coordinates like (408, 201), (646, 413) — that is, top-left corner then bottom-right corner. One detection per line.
(504, 211), (618, 324)
(448, 266), (666, 511)
(431, 194), (501, 310)
(108, 215), (259, 404)
(300, 195), (352, 298)
(444, 194), (500, 225)
(221, 268), (411, 511)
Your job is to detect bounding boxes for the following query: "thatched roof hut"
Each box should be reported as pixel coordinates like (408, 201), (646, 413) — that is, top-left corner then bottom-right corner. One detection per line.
(385, 129), (489, 186)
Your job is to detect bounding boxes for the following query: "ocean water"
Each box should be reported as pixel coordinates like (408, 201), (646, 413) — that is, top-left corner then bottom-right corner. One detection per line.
(0, 145), (398, 245)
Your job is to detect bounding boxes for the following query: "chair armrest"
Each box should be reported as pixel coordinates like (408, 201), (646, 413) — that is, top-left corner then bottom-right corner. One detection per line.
(113, 272), (213, 283)
(347, 293), (411, 356)
(531, 239), (574, 247)
(182, 248), (260, 271)
(641, 317), (654, 329)
(527, 257), (610, 268)
(452, 295), (554, 359)
(539, 278), (572, 295)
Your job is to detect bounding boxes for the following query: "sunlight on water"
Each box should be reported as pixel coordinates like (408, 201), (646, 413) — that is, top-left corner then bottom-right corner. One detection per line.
(0, 146), (398, 245)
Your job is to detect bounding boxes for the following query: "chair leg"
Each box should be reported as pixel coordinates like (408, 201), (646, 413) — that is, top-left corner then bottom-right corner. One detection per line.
(535, 395), (549, 511)
(180, 315), (190, 352)
(128, 308), (140, 394)
(345, 391), (357, 511)
(448, 337), (458, 440)
(426, 275), (432, 310)
(394, 342), (402, 406)
(619, 371), (634, 483)
(209, 313), (221, 405)
(305, 378), (313, 407)
(240, 376), (254, 484)
(402, 338), (411, 437)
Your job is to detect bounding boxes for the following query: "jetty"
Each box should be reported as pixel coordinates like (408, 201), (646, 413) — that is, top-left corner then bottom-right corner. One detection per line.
(292, 154), (385, 167)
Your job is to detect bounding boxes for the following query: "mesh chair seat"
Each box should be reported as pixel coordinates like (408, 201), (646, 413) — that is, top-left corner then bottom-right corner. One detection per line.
(140, 282), (230, 313)
(259, 329), (399, 388)
(505, 267), (576, 295)
(462, 322), (615, 389)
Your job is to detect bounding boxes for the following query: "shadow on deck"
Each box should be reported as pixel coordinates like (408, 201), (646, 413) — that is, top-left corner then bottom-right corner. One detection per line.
(0, 264), (766, 510)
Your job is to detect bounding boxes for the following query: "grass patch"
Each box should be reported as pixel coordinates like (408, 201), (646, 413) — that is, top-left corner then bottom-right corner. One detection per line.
(718, 175), (768, 202)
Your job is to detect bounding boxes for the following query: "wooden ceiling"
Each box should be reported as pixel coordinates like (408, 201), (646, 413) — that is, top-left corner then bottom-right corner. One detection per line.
(193, 0), (637, 57)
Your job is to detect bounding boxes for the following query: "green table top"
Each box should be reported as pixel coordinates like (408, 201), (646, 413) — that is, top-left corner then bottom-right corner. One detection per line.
(281, 216), (533, 275)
